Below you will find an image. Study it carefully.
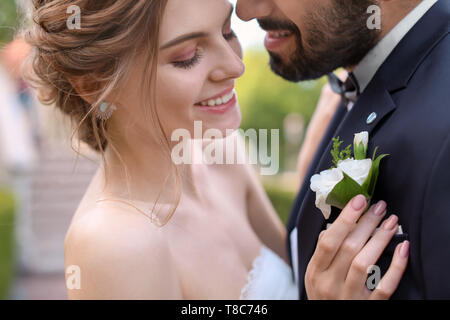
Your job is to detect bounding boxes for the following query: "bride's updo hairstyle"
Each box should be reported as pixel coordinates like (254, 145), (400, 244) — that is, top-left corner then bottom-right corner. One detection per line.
(23, 0), (179, 226)
(24, 0), (167, 151)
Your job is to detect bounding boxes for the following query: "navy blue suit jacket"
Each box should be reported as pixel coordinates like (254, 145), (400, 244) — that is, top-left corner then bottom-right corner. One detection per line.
(287, 0), (450, 299)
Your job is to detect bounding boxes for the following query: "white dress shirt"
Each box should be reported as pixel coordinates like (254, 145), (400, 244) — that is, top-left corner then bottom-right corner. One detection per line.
(290, 0), (438, 285)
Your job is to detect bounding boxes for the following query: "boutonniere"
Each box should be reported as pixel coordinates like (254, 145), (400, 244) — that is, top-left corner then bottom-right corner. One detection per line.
(310, 131), (388, 219)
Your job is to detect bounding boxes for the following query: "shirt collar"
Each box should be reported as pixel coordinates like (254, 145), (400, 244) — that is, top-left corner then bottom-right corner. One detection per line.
(353, 0), (438, 93)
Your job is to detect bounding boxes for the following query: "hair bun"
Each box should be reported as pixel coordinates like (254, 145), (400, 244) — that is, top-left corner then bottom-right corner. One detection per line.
(23, 0), (167, 152)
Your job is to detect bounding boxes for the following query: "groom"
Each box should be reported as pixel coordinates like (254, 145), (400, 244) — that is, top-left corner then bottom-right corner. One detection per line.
(236, 0), (449, 299)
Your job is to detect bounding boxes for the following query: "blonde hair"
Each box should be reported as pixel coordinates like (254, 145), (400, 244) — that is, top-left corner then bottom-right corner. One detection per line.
(23, 0), (180, 226)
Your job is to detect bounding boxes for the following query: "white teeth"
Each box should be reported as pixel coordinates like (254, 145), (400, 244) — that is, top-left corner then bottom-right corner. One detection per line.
(199, 91), (235, 107)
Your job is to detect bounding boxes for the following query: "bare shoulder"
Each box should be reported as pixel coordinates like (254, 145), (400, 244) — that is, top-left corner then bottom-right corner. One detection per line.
(64, 204), (182, 299)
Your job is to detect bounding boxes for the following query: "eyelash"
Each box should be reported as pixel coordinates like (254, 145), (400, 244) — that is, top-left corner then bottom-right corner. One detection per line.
(171, 51), (203, 70)
(171, 30), (237, 70)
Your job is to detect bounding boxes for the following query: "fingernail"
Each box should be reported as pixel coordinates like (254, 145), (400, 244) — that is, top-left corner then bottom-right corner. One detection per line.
(351, 195), (366, 211)
(373, 201), (387, 216)
(383, 215), (398, 230)
(400, 241), (410, 258)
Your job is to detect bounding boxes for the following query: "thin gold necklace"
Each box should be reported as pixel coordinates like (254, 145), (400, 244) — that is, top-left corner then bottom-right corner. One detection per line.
(96, 197), (161, 226)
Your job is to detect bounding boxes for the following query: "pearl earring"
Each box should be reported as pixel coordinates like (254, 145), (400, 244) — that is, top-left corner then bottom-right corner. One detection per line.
(96, 102), (117, 120)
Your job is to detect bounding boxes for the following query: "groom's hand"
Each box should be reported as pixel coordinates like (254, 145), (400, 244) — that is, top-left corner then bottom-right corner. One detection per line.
(305, 195), (410, 300)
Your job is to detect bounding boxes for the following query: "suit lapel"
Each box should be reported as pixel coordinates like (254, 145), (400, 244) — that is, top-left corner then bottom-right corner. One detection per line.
(331, 81), (397, 157)
(296, 80), (397, 299)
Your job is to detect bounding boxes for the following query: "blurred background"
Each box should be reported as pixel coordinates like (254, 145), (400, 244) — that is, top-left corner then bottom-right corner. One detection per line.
(0, 0), (327, 299)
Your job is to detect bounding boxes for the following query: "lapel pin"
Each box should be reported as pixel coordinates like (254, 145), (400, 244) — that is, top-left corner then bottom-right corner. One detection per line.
(366, 112), (377, 125)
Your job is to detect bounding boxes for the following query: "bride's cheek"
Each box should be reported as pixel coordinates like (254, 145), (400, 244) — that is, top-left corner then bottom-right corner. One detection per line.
(157, 65), (208, 116)
(157, 74), (199, 118)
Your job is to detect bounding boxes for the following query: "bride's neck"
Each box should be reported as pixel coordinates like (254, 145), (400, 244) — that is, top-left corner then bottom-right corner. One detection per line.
(100, 135), (201, 203)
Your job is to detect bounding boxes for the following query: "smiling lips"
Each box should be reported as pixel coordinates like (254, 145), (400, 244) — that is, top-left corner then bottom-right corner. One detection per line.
(196, 89), (235, 107)
(195, 87), (237, 114)
(264, 30), (294, 51)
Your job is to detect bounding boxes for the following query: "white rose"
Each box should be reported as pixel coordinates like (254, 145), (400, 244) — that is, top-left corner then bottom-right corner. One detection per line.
(354, 131), (369, 149)
(337, 158), (372, 186)
(310, 168), (344, 219)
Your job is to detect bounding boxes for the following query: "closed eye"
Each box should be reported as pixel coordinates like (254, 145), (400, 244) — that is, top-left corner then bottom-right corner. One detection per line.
(169, 5), (235, 70)
(171, 48), (203, 70)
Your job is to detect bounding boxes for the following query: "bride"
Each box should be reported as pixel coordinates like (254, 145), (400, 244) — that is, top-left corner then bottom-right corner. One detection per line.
(24, 0), (407, 299)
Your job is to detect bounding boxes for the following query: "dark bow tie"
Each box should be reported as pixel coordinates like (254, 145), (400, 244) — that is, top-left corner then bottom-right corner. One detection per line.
(327, 72), (360, 106)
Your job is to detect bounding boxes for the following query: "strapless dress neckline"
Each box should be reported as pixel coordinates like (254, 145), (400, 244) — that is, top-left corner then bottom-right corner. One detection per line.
(239, 246), (299, 300)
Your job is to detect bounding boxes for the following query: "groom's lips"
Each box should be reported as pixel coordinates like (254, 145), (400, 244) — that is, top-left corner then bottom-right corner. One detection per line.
(264, 30), (294, 51)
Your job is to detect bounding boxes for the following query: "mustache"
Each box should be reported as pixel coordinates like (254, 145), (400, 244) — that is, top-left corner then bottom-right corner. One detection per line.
(257, 18), (299, 33)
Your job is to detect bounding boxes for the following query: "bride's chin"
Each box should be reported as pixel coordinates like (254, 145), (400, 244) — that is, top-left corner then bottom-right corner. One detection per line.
(205, 123), (241, 138)
(201, 107), (242, 135)
(219, 112), (242, 136)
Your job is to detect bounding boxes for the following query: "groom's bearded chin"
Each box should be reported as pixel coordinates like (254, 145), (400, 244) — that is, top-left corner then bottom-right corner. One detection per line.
(259, 0), (381, 82)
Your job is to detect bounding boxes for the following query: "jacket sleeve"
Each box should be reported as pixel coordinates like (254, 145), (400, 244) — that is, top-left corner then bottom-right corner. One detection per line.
(421, 132), (450, 299)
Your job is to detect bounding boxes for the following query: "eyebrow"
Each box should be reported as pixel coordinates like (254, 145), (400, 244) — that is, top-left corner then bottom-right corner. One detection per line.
(160, 5), (234, 50)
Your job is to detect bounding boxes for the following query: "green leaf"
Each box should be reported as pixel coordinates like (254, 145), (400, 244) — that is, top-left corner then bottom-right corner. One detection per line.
(340, 144), (352, 161)
(331, 137), (343, 166)
(368, 153), (389, 197)
(372, 146), (379, 161)
(361, 149), (388, 197)
(326, 172), (369, 210)
(354, 142), (366, 160)
(331, 137), (352, 166)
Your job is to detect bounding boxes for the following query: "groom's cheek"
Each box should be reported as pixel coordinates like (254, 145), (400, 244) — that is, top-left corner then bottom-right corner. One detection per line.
(273, 0), (317, 31)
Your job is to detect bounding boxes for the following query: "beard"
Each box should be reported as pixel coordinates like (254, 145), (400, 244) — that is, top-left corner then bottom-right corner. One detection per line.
(258, 0), (381, 82)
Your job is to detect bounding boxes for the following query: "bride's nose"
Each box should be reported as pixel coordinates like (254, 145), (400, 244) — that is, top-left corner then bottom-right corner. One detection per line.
(210, 45), (245, 82)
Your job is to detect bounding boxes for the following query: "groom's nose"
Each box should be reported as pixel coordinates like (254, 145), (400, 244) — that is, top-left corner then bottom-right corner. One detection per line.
(236, 0), (274, 21)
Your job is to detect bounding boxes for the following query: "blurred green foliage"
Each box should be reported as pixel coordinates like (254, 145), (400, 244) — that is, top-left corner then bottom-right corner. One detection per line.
(236, 49), (326, 222)
(263, 181), (296, 225)
(0, 189), (15, 300)
(0, 0), (18, 45)
(236, 49), (326, 171)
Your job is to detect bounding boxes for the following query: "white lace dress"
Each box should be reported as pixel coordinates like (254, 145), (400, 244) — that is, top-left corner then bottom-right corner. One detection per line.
(239, 246), (299, 300)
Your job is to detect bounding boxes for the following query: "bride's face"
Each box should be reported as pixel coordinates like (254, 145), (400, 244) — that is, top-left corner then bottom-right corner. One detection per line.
(155, 0), (245, 138)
